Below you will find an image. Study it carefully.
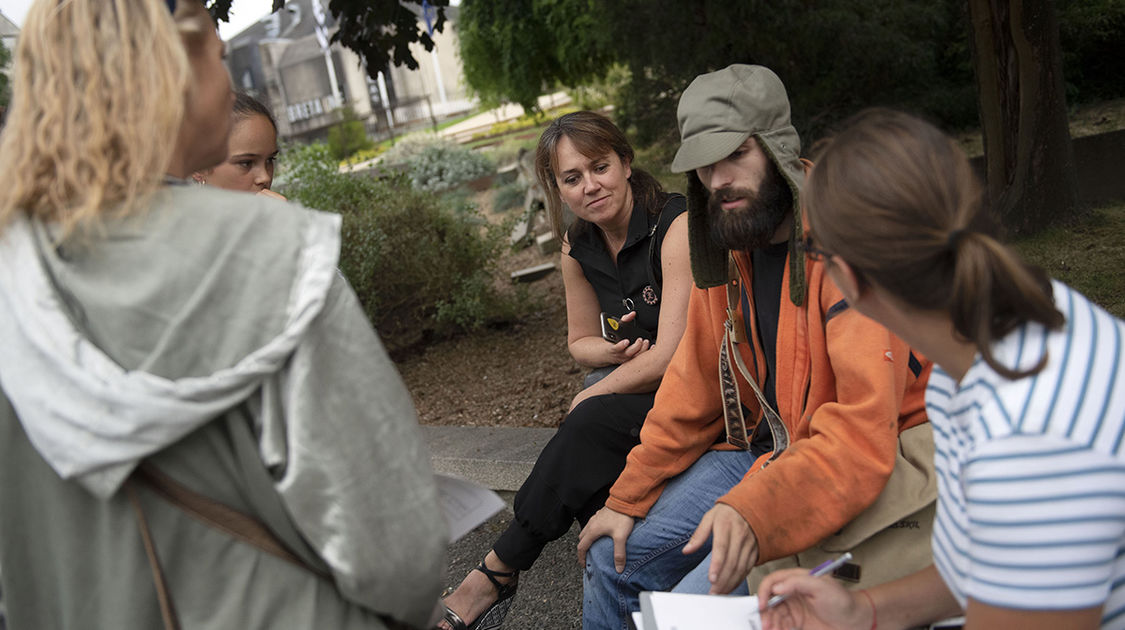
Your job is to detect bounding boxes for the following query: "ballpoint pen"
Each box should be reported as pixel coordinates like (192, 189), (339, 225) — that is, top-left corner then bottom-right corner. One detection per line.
(765, 552), (854, 609)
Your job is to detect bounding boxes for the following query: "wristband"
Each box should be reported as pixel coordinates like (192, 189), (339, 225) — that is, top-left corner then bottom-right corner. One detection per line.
(859, 589), (877, 630)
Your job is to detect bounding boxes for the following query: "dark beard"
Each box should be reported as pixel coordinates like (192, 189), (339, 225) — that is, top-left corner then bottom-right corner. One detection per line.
(707, 162), (792, 251)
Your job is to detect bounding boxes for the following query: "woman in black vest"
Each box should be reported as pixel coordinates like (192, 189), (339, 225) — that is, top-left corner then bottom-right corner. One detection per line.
(439, 111), (691, 629)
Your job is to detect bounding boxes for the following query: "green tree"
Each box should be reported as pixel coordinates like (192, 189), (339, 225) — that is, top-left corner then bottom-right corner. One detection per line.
(457, 0), (977, 142)
(457, 0), (611, 110)
(453, 0), (1122, 234)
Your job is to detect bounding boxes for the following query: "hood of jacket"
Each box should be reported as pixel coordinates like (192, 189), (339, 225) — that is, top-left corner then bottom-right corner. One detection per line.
(0, 186), (341, 498)
(671, 64), (806, 304)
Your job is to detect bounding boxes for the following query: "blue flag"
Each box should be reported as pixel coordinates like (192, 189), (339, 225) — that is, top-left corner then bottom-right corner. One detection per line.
(422, 0), (436, 37)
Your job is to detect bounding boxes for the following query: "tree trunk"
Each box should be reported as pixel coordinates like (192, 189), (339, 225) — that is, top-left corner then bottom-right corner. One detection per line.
(968, 0), (1083, 235)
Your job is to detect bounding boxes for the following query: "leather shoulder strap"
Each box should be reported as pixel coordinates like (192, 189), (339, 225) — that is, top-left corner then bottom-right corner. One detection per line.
(134, 462), (330, 579)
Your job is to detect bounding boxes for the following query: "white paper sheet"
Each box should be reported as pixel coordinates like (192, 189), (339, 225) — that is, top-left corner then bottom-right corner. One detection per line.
(435, 473), (506, 542)
(639, 591), (762, 630)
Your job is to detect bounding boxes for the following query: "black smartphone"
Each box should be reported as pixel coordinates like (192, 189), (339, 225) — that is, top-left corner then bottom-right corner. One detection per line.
(600, 312), (651, 343)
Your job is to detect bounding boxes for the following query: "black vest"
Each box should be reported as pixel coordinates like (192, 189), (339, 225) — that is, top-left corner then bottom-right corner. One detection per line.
(566, 193), (687, 340)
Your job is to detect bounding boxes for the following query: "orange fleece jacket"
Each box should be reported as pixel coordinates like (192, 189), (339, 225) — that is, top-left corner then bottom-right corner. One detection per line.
(604, 250), (931, 564)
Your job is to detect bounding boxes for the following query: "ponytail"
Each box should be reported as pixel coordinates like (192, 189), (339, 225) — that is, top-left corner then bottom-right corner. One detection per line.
(948, 231), (1063, 379)
(806, 109), (1064, 379)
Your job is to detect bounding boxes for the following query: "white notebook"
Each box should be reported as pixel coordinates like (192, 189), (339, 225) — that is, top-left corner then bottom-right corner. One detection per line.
(635, 591), (762, 630)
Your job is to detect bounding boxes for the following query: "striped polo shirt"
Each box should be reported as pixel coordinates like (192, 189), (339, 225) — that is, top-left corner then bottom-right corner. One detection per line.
(927, 281), (1125, 626)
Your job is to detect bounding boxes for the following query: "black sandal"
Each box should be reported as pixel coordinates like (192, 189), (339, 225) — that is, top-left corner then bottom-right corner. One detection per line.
(439, 559), (519, 630)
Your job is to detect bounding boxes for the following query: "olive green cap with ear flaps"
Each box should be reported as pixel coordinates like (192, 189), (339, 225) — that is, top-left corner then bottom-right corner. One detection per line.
(671, 64), (806, 306)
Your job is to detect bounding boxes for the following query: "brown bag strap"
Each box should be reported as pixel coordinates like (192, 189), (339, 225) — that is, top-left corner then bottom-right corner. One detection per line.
(133, 462), (330, 579)
(128, 463), (419, 630)
(127, 480), (181, 630)
(720, 255), (790, 460)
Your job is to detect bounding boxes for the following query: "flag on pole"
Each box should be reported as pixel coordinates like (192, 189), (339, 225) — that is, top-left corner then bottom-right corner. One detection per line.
(311, 0), (331, 53)
(422, 0), (436, 37)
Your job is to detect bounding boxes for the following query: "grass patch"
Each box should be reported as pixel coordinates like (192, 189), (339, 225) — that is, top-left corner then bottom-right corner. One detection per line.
(1012, 201), (1125, 318)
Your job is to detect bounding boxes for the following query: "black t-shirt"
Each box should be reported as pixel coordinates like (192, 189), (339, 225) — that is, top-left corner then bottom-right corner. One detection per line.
(740, 240), (787, 450)
(753, 241), (788, 412)
(566, 193), (687, 341)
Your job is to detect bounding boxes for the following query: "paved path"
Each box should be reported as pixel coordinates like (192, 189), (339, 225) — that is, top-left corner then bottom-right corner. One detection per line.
(438, 92), (572, 144)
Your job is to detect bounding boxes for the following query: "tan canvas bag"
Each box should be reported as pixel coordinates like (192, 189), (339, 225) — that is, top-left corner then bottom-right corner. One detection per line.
(746, 423), (937, 591)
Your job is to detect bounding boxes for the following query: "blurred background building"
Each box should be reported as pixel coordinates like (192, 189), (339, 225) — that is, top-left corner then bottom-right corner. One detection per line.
(0, 11), (16, 53)
(223, 0), (471, 144)
(1, 10), (18, 124)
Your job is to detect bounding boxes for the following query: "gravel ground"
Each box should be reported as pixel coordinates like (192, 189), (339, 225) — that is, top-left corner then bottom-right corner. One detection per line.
(398, 234), (582, 430)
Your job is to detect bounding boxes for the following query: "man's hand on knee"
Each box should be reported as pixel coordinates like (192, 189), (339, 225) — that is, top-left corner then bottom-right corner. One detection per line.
(577, 507), (635, 572)
(682, 503), (759, 594)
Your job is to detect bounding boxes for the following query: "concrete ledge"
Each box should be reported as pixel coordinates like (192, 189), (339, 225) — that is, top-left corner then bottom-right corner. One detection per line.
(421, 425), (556, 492)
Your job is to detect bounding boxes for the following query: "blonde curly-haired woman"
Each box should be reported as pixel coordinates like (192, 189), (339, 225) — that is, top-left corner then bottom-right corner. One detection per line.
(0, 1), (446, 628)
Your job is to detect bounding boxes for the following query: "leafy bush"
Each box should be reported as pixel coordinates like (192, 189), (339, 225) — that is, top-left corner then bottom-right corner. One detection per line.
(276, 142), (523, 354)
(326, 107), (374, 161)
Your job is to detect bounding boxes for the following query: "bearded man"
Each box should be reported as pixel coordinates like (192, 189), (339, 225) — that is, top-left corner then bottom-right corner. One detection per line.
(577, 65), (933, 630)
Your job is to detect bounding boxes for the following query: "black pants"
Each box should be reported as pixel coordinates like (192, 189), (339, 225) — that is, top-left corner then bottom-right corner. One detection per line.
(492, 392), (655, 571)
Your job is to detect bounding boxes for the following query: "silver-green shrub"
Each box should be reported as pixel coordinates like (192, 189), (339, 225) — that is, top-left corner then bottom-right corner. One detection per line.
(378, 133), (496, 193)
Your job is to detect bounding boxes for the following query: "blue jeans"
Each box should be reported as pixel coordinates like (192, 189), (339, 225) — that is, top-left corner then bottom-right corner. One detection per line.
(581, 449), (763, 630)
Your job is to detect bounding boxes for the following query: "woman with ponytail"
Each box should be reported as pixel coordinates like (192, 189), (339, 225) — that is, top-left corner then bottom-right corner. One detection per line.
(757, 109), (1125, 630)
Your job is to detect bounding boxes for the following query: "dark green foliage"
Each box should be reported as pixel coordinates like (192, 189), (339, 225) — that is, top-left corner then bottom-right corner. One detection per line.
(454, 0), (1124, 146)
(454, 0), (983, 142)
(207, 0), (446, 73)
(1058, 0), (1125, 103)
(601, 0), (981, 142)
(458, 0), (611, 110)
(276, 143), (521, 354)
(326, 107), (374, 161)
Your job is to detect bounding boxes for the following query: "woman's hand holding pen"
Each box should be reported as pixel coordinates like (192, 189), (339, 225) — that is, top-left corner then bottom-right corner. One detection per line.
(756, 567), (873, 630)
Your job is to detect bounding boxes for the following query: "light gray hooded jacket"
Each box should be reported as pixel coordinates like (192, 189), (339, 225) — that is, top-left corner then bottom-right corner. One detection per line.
(0, 185), (446, 629)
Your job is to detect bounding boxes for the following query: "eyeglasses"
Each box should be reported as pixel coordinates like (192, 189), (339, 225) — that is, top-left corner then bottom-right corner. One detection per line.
(798, 235), (833, 261)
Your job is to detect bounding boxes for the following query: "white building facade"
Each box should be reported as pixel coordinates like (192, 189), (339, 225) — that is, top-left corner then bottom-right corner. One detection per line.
(224, 0), (472, 143)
